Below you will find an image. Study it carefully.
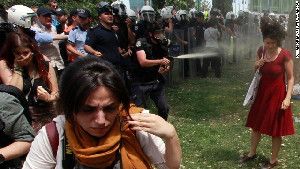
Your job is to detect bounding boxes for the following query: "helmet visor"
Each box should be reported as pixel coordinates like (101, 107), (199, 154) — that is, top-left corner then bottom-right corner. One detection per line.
(23, 13), (36, 28)
(142, 12), (155, 22)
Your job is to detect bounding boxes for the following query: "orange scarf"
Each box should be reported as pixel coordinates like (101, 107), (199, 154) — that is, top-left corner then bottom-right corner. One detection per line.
(65, 104), (153, 169)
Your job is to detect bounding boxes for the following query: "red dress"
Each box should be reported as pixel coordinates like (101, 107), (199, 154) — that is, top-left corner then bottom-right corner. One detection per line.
(246, 47), (295, 137)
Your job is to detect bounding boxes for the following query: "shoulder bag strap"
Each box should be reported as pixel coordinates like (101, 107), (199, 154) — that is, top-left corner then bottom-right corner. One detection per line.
(45, 121), (59, 159)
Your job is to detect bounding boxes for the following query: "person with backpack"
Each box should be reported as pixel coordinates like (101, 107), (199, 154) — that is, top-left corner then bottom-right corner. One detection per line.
(0, 84), (35, 169)
(22, 57), (181, 169)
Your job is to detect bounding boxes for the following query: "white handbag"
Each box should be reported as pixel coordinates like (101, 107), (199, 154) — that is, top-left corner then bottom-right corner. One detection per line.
(243, 46), (265, 106)
(243, 69), (262, 106)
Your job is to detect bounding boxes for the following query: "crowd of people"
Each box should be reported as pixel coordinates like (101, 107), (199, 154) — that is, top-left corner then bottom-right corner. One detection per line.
(0, 1), (183, 168)
(0, 0), (295, 168)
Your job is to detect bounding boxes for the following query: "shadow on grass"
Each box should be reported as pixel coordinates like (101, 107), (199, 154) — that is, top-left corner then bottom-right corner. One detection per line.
(200, 147), (273, 169)
(202, 148), (240, 162)
(238, 154), (270, 169)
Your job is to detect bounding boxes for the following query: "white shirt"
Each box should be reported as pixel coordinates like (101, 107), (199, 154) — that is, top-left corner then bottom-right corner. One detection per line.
(31, 22), (65, 70)
(22, 111), (167, 169)
(204, 27), (220, 48)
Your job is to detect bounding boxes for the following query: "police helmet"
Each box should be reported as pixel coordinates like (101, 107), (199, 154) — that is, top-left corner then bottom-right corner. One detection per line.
(160, 6), (173, 19)
(7, 5), (36, 28)
(126, 8), (136, 21)
(189, 8), (197, 18)
(97, 1), (113, 15)
(97, 1), (110, 8)
(225, 11), (235, 20)
(111, 0), (127, 16)
(175, 10), (188, 21)
(210, 8), (221, 18)
(140, 5), (155, 23)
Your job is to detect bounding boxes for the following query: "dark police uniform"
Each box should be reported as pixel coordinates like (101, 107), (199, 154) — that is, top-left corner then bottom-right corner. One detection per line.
(172, 16), (180, 30)
(131, 38), (170, 120)
(85, 23), (125, 70)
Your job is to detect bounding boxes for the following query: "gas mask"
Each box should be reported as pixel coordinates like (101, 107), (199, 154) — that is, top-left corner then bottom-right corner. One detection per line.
(142, 12), (155, 23)
(153, 32), (170, 47)
(180, 14), (188, 21)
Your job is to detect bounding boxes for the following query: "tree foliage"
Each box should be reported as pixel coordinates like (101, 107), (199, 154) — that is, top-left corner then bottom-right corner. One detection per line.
(200, 0), (211, 11)
(212, 0), (233, 16)
(152, 0), (165, 10)
(157, 0), (195, 10)
(1, 0), (113, 8)
(1, 0), (115, 18)
(2, 0), (43, 7)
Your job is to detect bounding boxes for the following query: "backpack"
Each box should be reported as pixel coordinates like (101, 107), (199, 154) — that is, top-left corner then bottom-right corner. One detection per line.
(45, 121), (75, 169)
(0, 84), (31, 124)
(0, 84), (32, 168)
(0, 84), (32, 146)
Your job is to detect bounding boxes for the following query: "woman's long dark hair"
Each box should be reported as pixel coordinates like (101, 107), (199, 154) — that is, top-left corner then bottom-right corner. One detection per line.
(0, 32), (50, 86)
(57, 57), (130, 121)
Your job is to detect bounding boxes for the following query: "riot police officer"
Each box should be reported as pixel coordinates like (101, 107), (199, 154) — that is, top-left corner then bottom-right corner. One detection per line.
(111, 0), (130, 54)
(134, 5), (155, 39)
(131, 22), (171, 120)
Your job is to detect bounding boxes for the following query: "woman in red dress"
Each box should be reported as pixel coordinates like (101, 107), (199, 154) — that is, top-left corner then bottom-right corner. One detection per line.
(240, 21), (295, 168)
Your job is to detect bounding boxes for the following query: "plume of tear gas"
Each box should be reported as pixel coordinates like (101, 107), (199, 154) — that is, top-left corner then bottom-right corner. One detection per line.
(175, 47), (220, 59)
(175, 35), (262, 60)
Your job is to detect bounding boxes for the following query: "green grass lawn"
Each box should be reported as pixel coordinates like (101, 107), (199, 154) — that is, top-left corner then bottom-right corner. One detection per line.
(162, 58), (300, 169)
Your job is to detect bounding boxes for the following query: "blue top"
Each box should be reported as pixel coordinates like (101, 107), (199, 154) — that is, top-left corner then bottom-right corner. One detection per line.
(68, 26), (88, 56)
